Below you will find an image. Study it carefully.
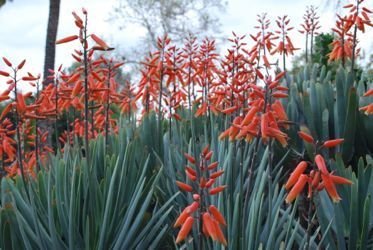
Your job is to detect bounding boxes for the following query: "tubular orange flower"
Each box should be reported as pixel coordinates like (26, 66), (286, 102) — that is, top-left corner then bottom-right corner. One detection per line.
(174, 210), (189, 227)
(315, 154), (329, 175)
(221, 105), (237, 114)
(175, 216), (194, 244)
(209, 205), (226, 226)
(176, 181), (193, 192)
(329, 174), (353, 185)
(272, 91), (288, 98)
(241, 106), (259, 126)
(0, 70), (10, 77)
(205, 178), (215, 188)
(210, 170), (224, 179)
(360, 103), (373, 115)
(219, 127), (230, 140)
(321, 174), (341, 203)
(22, 76), (39, 81)
(209, 185), (227, 195)
(202, 212), (218, 240)
(184, 153), (196, 164)
(17, 59), (26, 70)
(208, 161), (219, 170)
(185, 201), (199, 214)
(285, 174), (308, 203)
(185, 170), (197, 181)
(261, 113), (269, 141)
(67, 72), (81, 84)
(185, 166), (197, 176)
(213, 219), (227, 246)
(91, 34), (110, 50)
(0, 103), (12, 120)
(298, 131), (314, 143)
(2, 57), (12, 67)
(322, 138), (344, 148)
(56, 35), (78, 45)
(205, 150), (213, 161)
(311, 171), (321, 188)
(285, 161), (308, 190)
(363, 89), (373, 97)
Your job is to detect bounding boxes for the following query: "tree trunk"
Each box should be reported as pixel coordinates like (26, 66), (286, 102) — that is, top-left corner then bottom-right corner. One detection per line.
(43, 0), (61, 85)
(41, 0), (61, 148)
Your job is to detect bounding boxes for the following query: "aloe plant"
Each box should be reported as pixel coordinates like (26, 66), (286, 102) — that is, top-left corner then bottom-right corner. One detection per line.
(0, 134), (176, 249)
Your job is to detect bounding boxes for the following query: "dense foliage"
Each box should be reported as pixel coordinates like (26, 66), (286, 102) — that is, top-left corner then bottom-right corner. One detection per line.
(0, 1), (372, 249)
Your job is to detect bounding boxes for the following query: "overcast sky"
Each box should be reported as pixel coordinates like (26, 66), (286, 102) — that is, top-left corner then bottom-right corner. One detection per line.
(0, 0), (372, 79)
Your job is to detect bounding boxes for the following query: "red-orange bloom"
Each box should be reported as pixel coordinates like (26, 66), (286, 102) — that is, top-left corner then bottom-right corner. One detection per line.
(175, 216), (194, 244)
(298, 131), (314, 143)
(314, 154), (328, 175)
(285, 161), (308, 190)
(56, 35), (78, 45)
(285, 174), (308, 203)
(322, 138), (344, 148)
(176, 181), (193, 192)
(209, 205), (226, 226)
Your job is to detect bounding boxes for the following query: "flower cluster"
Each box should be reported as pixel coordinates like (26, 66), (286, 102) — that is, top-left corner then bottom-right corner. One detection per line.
(174, 145), (227, 245)
(285, 131), (352, 203)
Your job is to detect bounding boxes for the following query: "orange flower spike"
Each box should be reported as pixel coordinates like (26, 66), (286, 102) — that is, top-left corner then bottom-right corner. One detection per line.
(298, 131), (314, 143)
(175, 216), (194, 244)
(184, 153), (196, 164)
(56, 35), (78, 45)
(209, 205), (227, 226)
(321, 174), (341, 203)
(209, 185), (227, 195)
(285, 174), (308, 203)
(285, 161), (308, 190)
(314, 154), (329, 175)
(176, 181), (193, 192)
(322, 139), (344, 148)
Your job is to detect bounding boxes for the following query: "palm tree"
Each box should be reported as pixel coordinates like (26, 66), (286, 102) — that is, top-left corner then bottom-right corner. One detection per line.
(43, 0), (61, 85)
